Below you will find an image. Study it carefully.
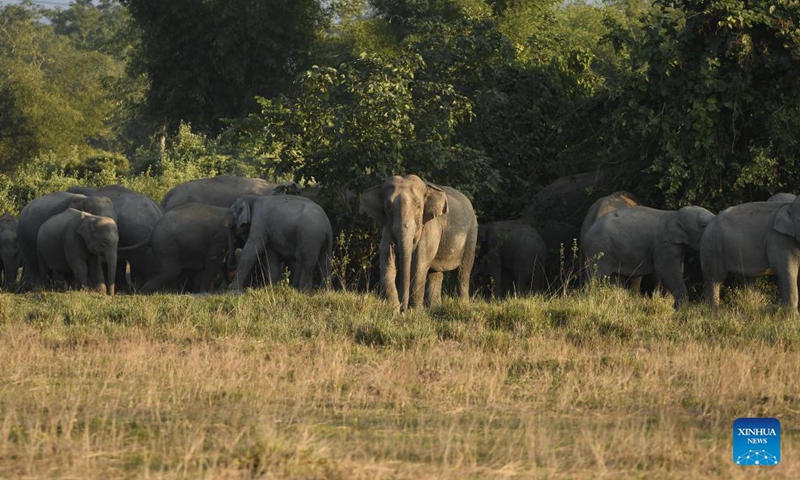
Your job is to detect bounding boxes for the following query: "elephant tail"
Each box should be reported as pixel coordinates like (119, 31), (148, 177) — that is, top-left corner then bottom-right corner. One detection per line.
(118, 228), (153, 255)
(318, 230), (333, 289)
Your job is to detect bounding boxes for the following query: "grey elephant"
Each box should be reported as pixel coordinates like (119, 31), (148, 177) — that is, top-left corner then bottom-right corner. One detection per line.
(478, 220), (547, 297)
(701, 196), (800, 308)
(68, 185), (163, 289)
(360, 175), (478, 311)
(229, 195), (332, 292)
(122, 203), (231, 293)
(583, 206), (715, 307)
(525, 169), (611, 226)
(579, 191), (642, 287)
(769, 192), (796, 203)
(37, 209), (119, 295)
(0, 213), (21, 289)
(161, 175), (294, 210)
(18, 191), (117, 288)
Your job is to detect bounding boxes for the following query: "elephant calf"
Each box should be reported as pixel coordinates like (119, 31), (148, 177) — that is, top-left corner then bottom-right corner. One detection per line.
(18, 191), (116, 289)
(123, 203), (232, 293)
(582, 206), (714, 307)
(701, 197), (800, 308)
(478, 221), (547, 297)
(0, 213), (21, 289)
(37, 209), (119, 295)
(229, 195), (332, 292)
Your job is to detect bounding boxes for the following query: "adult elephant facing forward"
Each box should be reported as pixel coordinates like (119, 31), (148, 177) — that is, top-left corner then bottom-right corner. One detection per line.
(583, 206), (714, 308)
(360, 175), (478, 311)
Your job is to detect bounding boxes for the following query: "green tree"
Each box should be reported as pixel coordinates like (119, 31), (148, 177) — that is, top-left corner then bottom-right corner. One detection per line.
(605, 0), (800, 208)
(0, 4), (121, 171)
(122, 0), (323, 133)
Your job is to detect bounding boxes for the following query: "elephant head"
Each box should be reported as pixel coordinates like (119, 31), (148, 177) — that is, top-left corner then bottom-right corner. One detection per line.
(773, 197), (800, 241)
(0, 214), (20, 287)
(667, 206), (716, 251)
(360, 175), (448, 310)
(77, 215), (119, 296)
(70, 195), (117, 222)
(230, 196), (255, 238)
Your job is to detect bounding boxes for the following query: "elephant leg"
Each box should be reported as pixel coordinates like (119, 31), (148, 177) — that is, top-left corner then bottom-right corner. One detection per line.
(291, 261), (316, 292)
(658, 263), (688, 309)
(705, 280), (722, 308)
(37, 255), (50, 291)
(19, 241), (39, 290)
(140, 261), (182, 294)
(232, 237), (268, 290)
(52, 271), (68, 291)
(410, 253), (432, 309)
(533, 258), (547, 292)
(115, 258), (129, 292)
(89, 256), (106, 294)
(263, 248), (283, 286)
(458, 227), (478, 301)
(627, 276), (642, 294)
(67, 256), (90, 291)
(380, 240), (399, 306)
(426, 271), (444, 307)
(514, 267), (533, 297)
(193, 260), (223, 292)
(776, 266), (799, 309)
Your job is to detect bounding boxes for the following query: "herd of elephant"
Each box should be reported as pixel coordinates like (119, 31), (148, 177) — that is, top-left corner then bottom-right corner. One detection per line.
(1, 173), (800, 312)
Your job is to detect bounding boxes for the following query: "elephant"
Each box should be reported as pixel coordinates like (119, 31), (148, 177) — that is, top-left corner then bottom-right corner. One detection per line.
(525, 169), (612, 226)
(700, 197), (800, 308)
(123, 203), (232, 293)
(582, 206), (715, 307)
(0, 213), (21, 289)
(161, 175), (295, 210)
(769, 192), (796, 203)
(477, 220), (547, 297)
(37, 208), (119, 295)
(68, 185), (163, 289)
(17, 191), (117, 288)
(360, 175), (478, 311)
(229, 195), (332, 292)
(579, 191), (642, 287)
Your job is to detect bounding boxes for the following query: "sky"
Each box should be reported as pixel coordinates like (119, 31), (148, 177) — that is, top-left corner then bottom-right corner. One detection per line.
(1, 1), (75, 6)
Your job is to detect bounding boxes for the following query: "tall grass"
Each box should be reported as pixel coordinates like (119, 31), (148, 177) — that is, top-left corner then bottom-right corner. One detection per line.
(0, 287), (798, 478)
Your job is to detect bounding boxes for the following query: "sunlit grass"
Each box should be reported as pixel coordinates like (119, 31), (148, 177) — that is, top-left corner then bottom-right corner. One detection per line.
(0, 286), (798, 478)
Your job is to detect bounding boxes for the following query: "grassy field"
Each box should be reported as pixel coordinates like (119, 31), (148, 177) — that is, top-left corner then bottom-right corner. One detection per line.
(0, 286), (799, 478)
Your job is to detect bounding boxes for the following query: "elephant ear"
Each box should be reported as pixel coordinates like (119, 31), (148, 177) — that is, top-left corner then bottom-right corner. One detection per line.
(359, 186), (385, 224)
(665, 216), (689, 245)
(423, 184), (448, 224)
(76, 217), (94, 243)
(234, 199), (252, 227)
(69, 196), (86, 211)
(773, 204), (794, 236)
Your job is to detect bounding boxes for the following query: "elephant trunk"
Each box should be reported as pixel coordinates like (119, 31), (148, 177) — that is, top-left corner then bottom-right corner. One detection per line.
(396, 230), (414, 311)
(105, 249), (117, 296)
(226, 213), (238, 273)
(0, 249), (17, 289)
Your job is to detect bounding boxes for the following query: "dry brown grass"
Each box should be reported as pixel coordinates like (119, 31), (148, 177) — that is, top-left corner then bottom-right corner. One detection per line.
(0, 286), (798, 478)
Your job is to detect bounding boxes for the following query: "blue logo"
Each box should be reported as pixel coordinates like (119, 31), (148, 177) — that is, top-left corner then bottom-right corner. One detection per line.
(733, 418), (780, 466)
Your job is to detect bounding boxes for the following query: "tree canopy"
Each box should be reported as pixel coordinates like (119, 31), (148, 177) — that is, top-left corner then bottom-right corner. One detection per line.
(2, 0), (800, 218)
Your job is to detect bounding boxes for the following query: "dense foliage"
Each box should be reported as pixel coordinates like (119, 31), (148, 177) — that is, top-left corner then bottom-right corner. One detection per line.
(2, 0), (800, 223)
